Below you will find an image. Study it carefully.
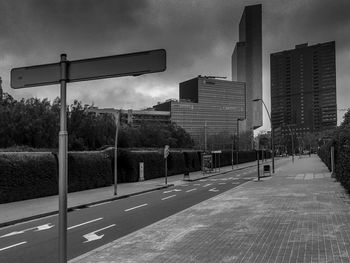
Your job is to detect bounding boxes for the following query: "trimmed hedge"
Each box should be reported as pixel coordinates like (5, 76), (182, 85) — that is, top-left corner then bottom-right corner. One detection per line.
(0, 152), (58, 203)
(0, 151), (112, 204)
(67, 151), (112, 192)
(318, 130), (350, 192)
(0, 148), (274, 203)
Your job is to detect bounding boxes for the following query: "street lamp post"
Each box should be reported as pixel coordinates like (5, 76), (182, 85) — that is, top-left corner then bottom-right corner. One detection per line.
(236, 118), (244, 168)
(252, 99), (274, 173)
(286, 125), (295, 163)
(86, 108), (120, 195)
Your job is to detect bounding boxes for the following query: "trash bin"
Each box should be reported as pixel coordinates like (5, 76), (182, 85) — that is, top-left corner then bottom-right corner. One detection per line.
(263, 165), (271, 177)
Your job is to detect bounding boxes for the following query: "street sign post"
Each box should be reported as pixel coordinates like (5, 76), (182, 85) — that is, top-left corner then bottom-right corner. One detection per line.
(11, 49), (166, 263)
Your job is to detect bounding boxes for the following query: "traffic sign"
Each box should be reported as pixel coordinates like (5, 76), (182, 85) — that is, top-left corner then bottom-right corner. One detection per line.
(11, 49), (166, 89)
(164, 145), (170, 159)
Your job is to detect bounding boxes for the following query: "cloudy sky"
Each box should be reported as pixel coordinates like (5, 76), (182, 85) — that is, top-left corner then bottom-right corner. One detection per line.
(0, 0), (349, 132)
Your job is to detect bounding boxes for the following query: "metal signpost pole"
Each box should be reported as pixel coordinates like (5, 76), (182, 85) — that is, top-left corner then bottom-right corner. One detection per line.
(257, 150), (260, 181)
(114, 111), (120, 195)
(59, 54), (68, 263)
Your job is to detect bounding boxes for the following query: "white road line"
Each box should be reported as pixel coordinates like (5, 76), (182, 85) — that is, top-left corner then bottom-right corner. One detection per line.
(68, 218), (103, 230)
(203, 183), (212, 188)
(124, 203), (148, 212)
(161, 195), (176, 200)
(0, 241), (27, 252)
(88, 201), (111, 208)
(186, 188), (197, 193)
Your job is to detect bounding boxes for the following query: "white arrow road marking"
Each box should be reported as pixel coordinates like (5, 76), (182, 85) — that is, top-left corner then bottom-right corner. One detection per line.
(83, 224), (115, 243)
(0, 224), (54, 238)
(125, 203), (148, 212)
(209, 188), (219, 192)
(0, 241), (27, 252)
(163, 189), (181, 194)
(68, 218), (103, 230)
(35, 224), (54, 231)
(203, 183), (212, 188)
(186, 188), (197, 193)
(161, 195), (176, 200)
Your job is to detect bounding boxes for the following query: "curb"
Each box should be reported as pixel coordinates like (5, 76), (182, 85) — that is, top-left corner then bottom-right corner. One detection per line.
(0, 184), (174, 229)
(183, 163), (268, 182)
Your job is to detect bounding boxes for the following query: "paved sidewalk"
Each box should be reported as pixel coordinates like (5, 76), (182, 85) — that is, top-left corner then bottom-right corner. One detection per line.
(70, 155), (350, 263)
(0, 158), (263, 227)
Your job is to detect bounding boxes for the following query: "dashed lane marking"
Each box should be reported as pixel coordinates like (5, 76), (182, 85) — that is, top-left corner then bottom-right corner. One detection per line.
(0, 242), (27, 252)
(163, 189), (181, 194)
(203, 183), (212, 188)
(161, 195), (176, 200)
(68, 218), (103, 230)
(124, 204), (148, 212)
(186, 188), (197, 193)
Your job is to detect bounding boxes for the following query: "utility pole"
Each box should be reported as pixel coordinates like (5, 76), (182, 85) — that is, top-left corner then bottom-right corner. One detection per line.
(0, 77), (3, 102)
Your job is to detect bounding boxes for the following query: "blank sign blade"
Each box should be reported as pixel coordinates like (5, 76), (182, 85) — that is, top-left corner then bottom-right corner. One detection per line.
(11, 63), (60, 89)
(10, 49), (166, 89)
(69, 49), (166, 83)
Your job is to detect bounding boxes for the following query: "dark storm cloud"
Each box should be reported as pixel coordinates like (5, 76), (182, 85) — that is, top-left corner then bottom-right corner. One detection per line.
(0, 0), (349, 125)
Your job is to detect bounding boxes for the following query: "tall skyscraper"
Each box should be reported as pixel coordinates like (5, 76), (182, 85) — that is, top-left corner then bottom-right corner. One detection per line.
(232, 4), (262, 131)
(271, 41), (337, 138)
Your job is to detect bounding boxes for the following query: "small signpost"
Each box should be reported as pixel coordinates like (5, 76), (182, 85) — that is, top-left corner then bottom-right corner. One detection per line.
(164, 145), (170, 185)
(11, 49), (166, 263)
(139, 162), (144, 182)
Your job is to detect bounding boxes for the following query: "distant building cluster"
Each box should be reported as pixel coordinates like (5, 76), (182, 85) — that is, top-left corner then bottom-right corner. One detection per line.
(152, 4), (263, 149)
(111, 3), (337, 150)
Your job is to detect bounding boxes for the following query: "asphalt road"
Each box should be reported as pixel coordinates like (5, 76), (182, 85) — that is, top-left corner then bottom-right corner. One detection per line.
(0, 161), (286, 263)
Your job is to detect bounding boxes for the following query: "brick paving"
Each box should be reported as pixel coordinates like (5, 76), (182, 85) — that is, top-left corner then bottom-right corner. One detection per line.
(70, 155), (350, 263)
